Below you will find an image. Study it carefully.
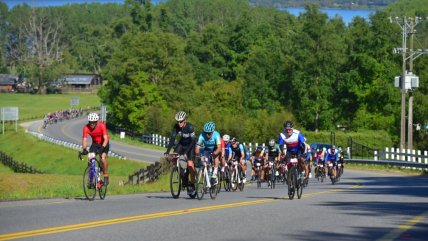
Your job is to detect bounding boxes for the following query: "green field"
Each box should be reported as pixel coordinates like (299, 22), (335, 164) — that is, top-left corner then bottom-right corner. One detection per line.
(0, 93), (101, 121)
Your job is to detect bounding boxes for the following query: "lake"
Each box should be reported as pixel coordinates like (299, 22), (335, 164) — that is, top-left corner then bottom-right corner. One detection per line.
(281, 7), (376, 25)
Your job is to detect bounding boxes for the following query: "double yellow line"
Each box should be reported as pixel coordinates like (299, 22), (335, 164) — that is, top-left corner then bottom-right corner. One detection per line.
(0, 184), (361, 240)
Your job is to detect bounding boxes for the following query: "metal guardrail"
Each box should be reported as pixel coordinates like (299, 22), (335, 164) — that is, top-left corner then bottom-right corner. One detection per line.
(346, 158), (428, 169)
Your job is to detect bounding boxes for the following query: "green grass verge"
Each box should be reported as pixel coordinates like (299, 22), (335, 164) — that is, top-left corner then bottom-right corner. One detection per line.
(0, 130), (170, 201)
(0, 93), (101, 121)
(109, 132), (166, 151)
(345, 163), (428, 176)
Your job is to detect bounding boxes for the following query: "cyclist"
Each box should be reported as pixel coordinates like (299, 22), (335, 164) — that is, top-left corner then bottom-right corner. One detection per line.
(278, 120), (308, 181)
(222, 134), (232, 172)
(264, 139), (281, 183)
(195, 121), (221, 183)
(305, 144), (312, 178)
(324, 145), (338, 178)
(165, 111), (196, 195)
(337, 146), (345, 171)
(250, 146), (265, 181)
(82, 113), (110, 185)
(314, 148), (325, 178)
(230, 137), (247, 183)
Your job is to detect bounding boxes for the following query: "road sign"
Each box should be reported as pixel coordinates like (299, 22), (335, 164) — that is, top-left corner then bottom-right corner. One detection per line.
(1, 107), (18, 134)
(71, 96), (79, 107)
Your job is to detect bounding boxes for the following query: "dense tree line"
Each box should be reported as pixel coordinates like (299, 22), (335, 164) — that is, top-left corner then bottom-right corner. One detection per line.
(1, 0), (427, 148)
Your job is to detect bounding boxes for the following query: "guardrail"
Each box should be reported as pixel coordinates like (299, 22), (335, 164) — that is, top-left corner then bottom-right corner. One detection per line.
(26, 130), (126, 160)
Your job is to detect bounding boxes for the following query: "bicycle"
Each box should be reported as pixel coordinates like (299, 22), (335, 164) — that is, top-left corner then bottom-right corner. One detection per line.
(230, 159), (245, 192)
(327, 161), (337, 185)
(266, 159), (276, 189)
(167, 153), (197, 199)
(287, 156), (304, 200)
(78, 151), (107, 201)
(253, 157), (264, 188)
(195, 155), (219, 200)
(221, 161), (231, 192)
(314, 161), (325, 183)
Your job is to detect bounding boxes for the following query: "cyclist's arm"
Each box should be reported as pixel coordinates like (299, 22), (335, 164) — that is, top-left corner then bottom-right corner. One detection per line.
(101, 123), (109, 148)
(82, 126), (88, 150)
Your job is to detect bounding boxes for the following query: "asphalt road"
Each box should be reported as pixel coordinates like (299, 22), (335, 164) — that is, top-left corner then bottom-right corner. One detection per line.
(25, 117), (164, 163)
(1, 170), (427, 241)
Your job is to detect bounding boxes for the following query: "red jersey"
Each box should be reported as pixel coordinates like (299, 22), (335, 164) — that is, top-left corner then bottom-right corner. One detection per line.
(83, 121), (109, 145)
(221, 138), (225, 149)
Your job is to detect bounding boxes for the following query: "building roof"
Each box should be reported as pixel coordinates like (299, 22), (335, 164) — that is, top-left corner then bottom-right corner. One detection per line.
(0, 77), (17, 85)
(62, 74), (98, 85)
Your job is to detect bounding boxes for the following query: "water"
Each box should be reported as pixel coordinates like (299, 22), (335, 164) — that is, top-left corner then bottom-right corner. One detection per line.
(282, 7), (376, 25)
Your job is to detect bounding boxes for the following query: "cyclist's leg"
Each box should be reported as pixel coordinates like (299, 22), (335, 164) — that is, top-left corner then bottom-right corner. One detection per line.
(186, 145), (196, 184)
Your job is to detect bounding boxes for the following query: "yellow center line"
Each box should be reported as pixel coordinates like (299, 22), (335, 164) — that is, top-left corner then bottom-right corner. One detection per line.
(376, 210), (428, 241)
(0, 183), (361, 240)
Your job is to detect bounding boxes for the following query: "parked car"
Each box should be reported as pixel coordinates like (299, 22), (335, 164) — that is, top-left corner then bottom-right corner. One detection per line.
(310, 142), (333, 155)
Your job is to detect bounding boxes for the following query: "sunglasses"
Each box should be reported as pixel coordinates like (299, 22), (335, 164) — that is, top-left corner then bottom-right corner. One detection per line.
(89, 121), (97, 125)
(205, 132), (213, 136)
(178, 120), (185, 124)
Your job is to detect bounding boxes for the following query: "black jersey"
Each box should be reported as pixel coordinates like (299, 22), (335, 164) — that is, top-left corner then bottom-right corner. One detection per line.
(266, 144), (281, 157)
(166, 122), (196, 153)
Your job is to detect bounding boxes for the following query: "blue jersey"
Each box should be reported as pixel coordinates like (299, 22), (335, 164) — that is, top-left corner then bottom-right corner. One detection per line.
(325, 149), (338, 163)
(197, 131), (221, 152)
(224, 142), (232, 157)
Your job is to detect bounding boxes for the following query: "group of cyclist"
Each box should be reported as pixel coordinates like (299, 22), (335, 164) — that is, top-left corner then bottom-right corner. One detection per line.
(79, 110), (345, 194)
(163, 111), (319, 196)
(312, 145), (345, 179)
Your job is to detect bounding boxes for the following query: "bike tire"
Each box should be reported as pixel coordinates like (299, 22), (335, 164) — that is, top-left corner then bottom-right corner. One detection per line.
(98, 166), (107, 200)
(297, 170), (303, 199)
(257, 169), (261, 188)
(170, 166), (181, 199)
(238, 168), (244, 191)
(83, 166), (97, 201)
(196, 168), (205, 200)
(231, 168), (238, 192)
(288, 167), (295, 200)
(223, 168), (231, 192)
(210, 179), (218, 200)
(271, 166), (276, 189)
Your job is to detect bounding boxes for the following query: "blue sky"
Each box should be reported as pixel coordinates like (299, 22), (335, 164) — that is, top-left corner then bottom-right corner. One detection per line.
(2, 0), (168, 8)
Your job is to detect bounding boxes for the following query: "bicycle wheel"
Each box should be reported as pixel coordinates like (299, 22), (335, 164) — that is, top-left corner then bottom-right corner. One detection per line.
(231, 168), (238, 192)
(297, 170), (303, 199)
(196, 168), (206, 200)
(288, 167), (296, 200)
(170, 166), (181, 199)
(271, 166), (276, 189)
(256, 169), (261, 188)
(209, 177), (218, 200)
(98, 166), (108, 200)
(238, 168), (244, 191)
(223, 168), (231, 192)
(83, 166), (97, 201)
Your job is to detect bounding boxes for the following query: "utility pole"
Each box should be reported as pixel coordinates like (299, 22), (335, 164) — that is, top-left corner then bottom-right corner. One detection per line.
(391, 16), (428, 151)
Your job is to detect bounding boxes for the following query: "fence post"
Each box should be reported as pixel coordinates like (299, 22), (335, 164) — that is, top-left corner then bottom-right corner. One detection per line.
(385, 147), (389, 160)
(425, 150), (428, 171)
(374, 150), (378, 161)
(391, 147), (395, 160)
(152, 134), (155, 144)
(248, 143), (252, 153)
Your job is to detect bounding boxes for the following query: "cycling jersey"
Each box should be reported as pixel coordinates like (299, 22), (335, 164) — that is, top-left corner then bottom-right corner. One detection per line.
(230, 143), (245, 160)
(266, 144), (280, 159)
(196, 131), (221, 152)
(83, 121), (109, 145)
(278, 129), (306, 155)
(166, 122), (196, 154)
(325, 150), (338, 163)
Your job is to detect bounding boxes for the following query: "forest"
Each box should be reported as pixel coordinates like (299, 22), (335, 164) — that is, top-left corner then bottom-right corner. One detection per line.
(0, 0), (427, 148)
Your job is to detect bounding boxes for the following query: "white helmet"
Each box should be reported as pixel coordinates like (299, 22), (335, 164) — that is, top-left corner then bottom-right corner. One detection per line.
(88, 113), (99, 122)
(223, 134), (230, 142)
(175, 111), (186, 122)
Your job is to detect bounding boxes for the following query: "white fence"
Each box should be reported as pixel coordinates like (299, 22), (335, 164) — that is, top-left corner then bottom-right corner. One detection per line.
(374, 147), (428, 170)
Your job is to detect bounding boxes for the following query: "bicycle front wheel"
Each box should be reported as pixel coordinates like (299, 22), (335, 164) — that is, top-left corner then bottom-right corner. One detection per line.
(170, 166), (181, 199)
(223, 168), (231, 192)
(98, 166), (108, 200)
(231, 168), (238, 192)
(288, 167), (296, 200)
(196, 168), (205, 200)
(83, 166), (97, 201)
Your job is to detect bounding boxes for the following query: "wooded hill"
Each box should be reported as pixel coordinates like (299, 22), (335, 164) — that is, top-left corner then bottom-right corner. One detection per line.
(0, 0), (427, 148)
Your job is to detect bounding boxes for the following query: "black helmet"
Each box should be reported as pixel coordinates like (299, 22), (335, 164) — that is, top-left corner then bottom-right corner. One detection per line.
(284, 120), (293, 129)
(256, 146), (263, 152)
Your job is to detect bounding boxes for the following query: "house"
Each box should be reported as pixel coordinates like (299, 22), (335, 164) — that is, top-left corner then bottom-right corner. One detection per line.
(62, 74), (102, 88)
(0, 74), (18, 92)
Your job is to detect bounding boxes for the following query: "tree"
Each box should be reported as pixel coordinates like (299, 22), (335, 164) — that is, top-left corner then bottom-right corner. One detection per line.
(11, 7), (65, 93)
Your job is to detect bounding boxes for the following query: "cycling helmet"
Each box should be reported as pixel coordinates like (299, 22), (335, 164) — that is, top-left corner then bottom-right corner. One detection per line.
(88, 113), (99, 122)
(256, 146), (263, 152)
(175, 111), (186, 122)
(269, 139), (275, 147)
(284, 120), (293, 129)
(231, 137), (238, 143)
(203, 121), (216, 133)
(223, 134), (230, 142)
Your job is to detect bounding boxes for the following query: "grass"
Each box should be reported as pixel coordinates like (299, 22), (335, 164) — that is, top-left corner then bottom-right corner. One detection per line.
(0, 93), (101, 121)
(0, 130), (171, 200)
(345, 163), (428, 176)
(109, 132), (166, 151)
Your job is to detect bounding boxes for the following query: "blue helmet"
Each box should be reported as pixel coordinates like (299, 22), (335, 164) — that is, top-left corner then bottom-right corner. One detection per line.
(203, 121), (216, 133)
